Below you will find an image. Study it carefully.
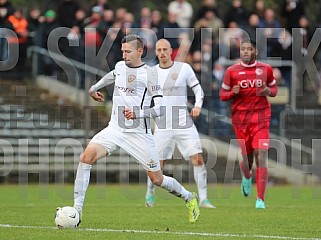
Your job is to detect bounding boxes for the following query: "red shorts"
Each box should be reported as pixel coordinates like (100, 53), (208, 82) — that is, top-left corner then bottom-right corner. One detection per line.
(232, 109), (270, 155)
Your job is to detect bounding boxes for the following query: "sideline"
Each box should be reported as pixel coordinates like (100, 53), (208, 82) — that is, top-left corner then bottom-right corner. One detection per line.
(0, 223), (320, 240)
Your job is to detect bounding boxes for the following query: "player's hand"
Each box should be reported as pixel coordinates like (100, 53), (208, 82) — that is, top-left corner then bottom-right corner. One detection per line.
(258, 83), (270, 96)
(123, 108), (136, 120)
(232, 85), (240, 95)
(191, 107), (201, 119)
(89, 91), (104, 102)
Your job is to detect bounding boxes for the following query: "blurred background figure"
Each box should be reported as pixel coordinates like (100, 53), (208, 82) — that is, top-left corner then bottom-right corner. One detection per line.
(0, 0), (14, 62)
(167, 0), (193, 28)
(8, 9), (28, 76)
(209, 61), (229, 139)
(224, 0), (249, 29)
(257, 8), (281, 59)
(281, 0), (305, 31)
(57, 0), (79, 28)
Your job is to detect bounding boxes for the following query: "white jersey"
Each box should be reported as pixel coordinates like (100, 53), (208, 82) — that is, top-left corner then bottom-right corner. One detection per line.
(93, 61), (162, 133)
(155, 61), (202, 130)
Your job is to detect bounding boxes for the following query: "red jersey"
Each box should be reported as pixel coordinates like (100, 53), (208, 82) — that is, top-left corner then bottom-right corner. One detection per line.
(220, 61), (277, 113)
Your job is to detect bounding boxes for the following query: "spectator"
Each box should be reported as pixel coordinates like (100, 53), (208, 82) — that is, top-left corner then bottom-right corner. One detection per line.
(224, 0), (249, 28)
(121, 11), (135, 35)
(257, 8), (281, 59)
(115, 7), (127, 23)
(8, 9), (29, 73)
(160, 11), (181, 60)
(209, 61), (229, 139)
(192, 17), (210, 53)
(242, 13), (260, 41)
(27, 7), (43, 46)
(281, 0), (305, 31)
(168, 0), (193, 28)
(83, 6), (103, 49)
(150, 10), (164, 40)
(271, 29), (293, 87)
(252, 0), (265, 21)
(39, 10), (60, 76)
(0, 0), (14, 19)
(220, 21), (242, 60)
(90, 0), (111, 12)
(193, 0), (219, 24)
(202, 9), (223, 41)
(97, 8), (114, 39)
(134, 6), (151, 28)
(57, 0), (79, 28)
(297, 15), (312, 56)
(74, 9), (86, 32)
(0, 0), (14, 62)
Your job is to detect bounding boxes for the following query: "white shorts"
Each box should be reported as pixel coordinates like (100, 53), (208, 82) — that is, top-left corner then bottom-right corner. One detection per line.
(154, 125), (202, 160)
(90, 125), (160, 172)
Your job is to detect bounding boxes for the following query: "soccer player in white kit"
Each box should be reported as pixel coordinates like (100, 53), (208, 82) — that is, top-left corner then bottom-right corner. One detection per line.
(145, 38), (215, 208)
(72, 34), (200, 224)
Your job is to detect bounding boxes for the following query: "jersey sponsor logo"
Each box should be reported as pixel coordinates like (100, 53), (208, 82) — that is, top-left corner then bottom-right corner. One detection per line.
(127, 74), (136, 83)
(147, 160), (158, 169)
(239, 79), (263, 88)
(151, 85), (161, 91)
(255, 68), (263, 76)
(115, 85), (135, 93)
(171, 73), (178, 80)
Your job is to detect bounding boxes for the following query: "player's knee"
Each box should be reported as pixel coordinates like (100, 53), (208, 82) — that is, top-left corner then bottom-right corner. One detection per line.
(152, 179), (162, 186)
(80, 151), (96, 165)
(151, 176), (163, 186)
(190, 153), (204, 166)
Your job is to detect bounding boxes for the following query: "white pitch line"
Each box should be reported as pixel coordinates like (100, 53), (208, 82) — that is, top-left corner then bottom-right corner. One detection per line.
(0, 223), (320, 240)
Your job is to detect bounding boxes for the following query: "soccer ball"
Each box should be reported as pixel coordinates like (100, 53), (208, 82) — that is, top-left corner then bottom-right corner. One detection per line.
(54, 206), (80, 229)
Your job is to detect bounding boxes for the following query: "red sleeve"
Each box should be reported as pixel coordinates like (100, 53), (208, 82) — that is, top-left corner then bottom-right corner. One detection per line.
(267, 65), (278, 97)
(268, 83), (278, 97)
(220, 67), (234, 101)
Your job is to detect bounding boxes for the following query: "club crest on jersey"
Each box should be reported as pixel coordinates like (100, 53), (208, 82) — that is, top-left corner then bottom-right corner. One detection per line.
(147, 160), (158, 169)
(127, 74), (136, 83)
(171, 73), (178, 80)
(255, 68), (263, 76)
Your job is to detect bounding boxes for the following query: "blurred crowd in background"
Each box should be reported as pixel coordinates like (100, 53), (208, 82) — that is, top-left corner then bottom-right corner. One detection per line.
(0, 0), (320, 138)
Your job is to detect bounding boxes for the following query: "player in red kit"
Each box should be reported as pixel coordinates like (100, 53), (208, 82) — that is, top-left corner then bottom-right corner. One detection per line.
(220, 39), (278, 209)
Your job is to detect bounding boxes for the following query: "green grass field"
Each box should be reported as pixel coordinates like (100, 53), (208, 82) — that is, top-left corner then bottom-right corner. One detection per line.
(0, 183), (321, 240)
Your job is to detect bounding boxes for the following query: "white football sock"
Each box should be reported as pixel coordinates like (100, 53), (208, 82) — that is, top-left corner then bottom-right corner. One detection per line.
(74, 162), (92, 213)
(193, 165), (207, 202)
(146, 176), (156, 196)
(160, 175), (192, 201)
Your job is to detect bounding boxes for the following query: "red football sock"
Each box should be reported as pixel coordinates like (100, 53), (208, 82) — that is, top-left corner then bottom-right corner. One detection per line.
(256, 167), (268, 201)
(240, 160), (252, 178)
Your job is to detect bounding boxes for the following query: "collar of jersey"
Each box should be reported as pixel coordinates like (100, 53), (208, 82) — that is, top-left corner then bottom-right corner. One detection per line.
(158, 61), (175, 69)
(240, 60), (257, 68)
(128, 63), (146, 68)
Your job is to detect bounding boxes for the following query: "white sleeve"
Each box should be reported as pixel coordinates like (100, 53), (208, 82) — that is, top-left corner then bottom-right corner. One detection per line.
(89, 71), (115, 93)
(192, 83), (204, 108)
(185, 64), (204, 108)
